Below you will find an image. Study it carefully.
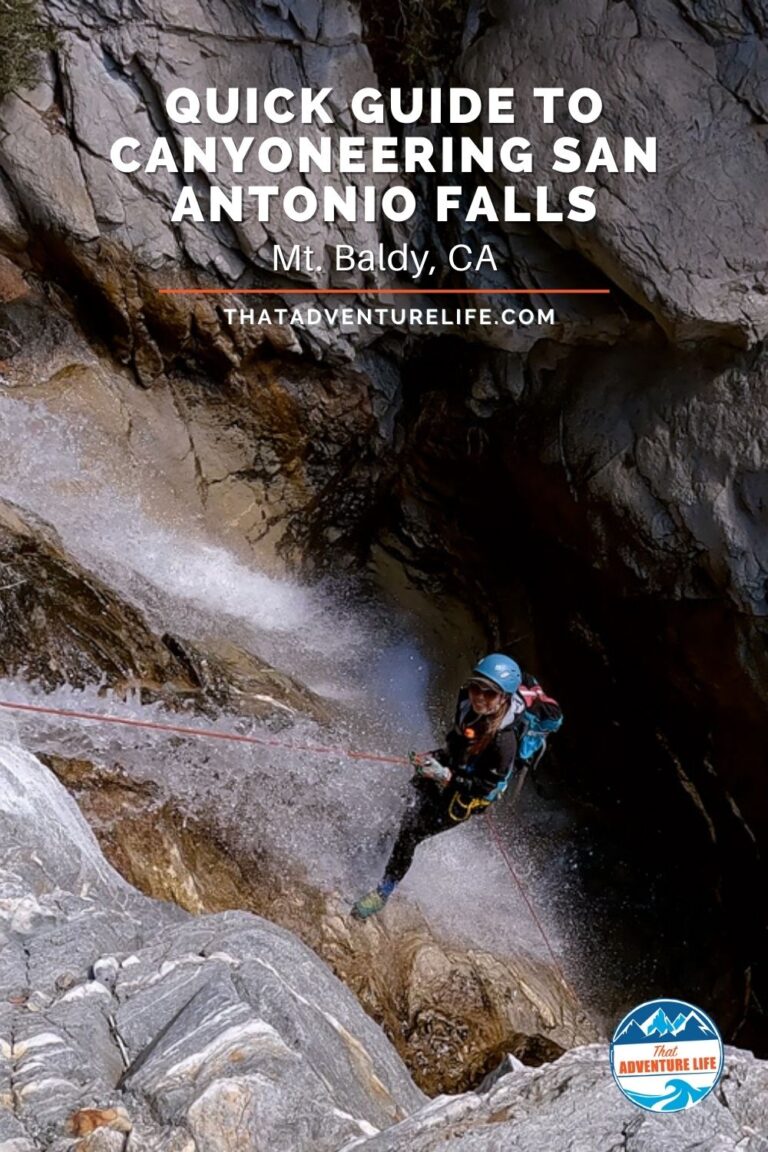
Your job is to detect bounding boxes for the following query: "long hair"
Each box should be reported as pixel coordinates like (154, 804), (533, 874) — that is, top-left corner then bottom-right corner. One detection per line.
(466, 695), (511, 756)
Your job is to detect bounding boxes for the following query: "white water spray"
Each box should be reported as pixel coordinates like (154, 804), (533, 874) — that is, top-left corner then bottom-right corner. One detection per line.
(0, 384), (567, 963)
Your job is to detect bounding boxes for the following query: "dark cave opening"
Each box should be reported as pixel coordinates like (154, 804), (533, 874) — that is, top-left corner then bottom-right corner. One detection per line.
(373, 331), (768, 1054)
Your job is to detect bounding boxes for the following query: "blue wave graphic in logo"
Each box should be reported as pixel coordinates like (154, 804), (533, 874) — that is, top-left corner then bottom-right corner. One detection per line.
(621, 1080), (711, 1112)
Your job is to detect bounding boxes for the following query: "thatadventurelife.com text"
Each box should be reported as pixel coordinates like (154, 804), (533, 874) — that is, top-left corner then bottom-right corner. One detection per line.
(222, 305), (558, 330)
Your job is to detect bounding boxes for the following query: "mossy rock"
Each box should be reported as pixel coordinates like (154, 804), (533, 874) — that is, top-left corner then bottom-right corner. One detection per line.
(0, 0), (55, 99)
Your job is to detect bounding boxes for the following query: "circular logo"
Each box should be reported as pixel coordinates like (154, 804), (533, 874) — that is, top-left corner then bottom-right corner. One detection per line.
(610, 998), (723, 1112)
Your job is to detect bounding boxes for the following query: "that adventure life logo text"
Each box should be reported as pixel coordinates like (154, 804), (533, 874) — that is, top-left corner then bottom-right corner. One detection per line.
(610, 998), (723, 1112)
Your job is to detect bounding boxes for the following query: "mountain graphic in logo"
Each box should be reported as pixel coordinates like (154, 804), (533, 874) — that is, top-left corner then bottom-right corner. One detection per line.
(613, 1004), (716, 1044)
(614, 1019), (647, 1043)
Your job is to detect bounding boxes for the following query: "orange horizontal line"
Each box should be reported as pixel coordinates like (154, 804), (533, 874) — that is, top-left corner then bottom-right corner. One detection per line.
(158, 287), (610, 296)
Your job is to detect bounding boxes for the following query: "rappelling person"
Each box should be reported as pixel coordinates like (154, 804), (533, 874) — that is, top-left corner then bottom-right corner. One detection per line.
(350, 653), (563, 920)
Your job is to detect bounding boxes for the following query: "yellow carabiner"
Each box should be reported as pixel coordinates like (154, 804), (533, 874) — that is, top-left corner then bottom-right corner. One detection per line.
(448, 791), (490, 823)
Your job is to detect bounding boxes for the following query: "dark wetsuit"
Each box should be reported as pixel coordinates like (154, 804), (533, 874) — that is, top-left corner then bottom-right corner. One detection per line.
(382, 690), (520, 886)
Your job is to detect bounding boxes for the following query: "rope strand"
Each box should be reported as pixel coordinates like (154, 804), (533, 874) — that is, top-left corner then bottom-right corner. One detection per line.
(486, 812), (580, 1004)
(0, 696), (578, 1005)
(0, 698), (408, 765)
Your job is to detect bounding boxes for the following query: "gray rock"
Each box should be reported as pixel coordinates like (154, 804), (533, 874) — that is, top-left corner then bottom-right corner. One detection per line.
(6, 738), (761, 1152)
(4, 0), (386, 295)
(0, 496), (202, 694)
(477, 1051), (526, 1092)
(0, 89), (100, 241)
(355, 1045), (768, 1151)
(0, 938), (29, 1001)
(11, 1003), (119, 1134)
(113, 913), (424, 1128)
(0, 737), (134, 903)
(185, 1072), (377, 1152)
(0, 740), (424, 1147)
(92, 957), (120, 988)
(79, 1132), (131, 1152)
(0, 177), (28, 253)
(536, 349), (768, 614)
(461, 0), (768, 344)
(0, 1127), (38, 1152)
(56, 32), (180, 266)
(122, 963), (378, 1149)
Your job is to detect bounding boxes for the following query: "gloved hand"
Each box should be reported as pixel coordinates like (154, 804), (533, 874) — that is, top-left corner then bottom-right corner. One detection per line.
(408, 751), (452, 786)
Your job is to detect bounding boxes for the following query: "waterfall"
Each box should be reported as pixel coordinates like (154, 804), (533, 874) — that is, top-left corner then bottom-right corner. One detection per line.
(0, 384), (564, 960)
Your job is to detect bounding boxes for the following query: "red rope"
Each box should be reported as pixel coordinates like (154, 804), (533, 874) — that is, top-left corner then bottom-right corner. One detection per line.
(0, 699), (408, 766)
(486, 812), (580, 1004)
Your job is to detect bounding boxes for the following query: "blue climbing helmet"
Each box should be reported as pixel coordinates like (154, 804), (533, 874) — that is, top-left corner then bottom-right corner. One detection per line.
(470, 653), (522, 695)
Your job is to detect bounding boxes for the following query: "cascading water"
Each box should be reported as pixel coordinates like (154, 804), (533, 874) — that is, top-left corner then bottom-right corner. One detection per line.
(0, 382), (573, 966)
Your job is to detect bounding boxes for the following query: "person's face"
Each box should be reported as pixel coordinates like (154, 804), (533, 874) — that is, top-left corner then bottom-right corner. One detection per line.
(467, 682), (505, 714)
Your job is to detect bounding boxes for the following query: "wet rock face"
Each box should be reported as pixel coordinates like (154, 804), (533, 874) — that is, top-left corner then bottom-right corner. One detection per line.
(0, 286), (391, 565)
(0, 1), (400, 565)
(164, 359), (387, 559)
(322, 900), (576, 1094)
(0, 496), (193, 693)
(1, 488), (586, 1100)
(0, 496), (328, 721)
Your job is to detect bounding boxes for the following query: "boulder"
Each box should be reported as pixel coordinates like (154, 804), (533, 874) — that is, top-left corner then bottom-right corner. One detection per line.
(0, 739), (425, 1148)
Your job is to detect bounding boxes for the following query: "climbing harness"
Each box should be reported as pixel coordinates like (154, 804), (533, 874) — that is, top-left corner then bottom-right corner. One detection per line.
(447, 789), (490, 822)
